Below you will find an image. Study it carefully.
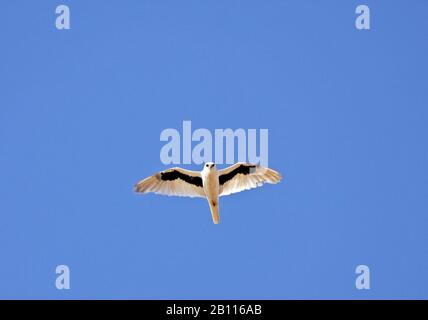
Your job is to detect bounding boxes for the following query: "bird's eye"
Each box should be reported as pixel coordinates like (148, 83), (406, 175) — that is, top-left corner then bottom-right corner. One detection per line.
(205, 164), (208, 167)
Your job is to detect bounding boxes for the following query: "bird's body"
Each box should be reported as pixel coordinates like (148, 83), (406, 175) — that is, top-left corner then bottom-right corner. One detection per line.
(134, 162), (281, 224)
(201, 163), (220, 224)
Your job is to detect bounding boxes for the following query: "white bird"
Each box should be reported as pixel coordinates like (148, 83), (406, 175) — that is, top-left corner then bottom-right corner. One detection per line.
(134, 162), (282, 224)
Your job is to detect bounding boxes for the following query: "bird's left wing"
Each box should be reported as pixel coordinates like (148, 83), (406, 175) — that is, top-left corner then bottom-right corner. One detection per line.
(134, 167), (206, 198)
(218, 163), (281, 196)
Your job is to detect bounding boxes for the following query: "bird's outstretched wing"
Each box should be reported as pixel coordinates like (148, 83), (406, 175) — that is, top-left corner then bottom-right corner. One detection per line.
(134, 167), (206, 198)
(218, 163), (281, 196)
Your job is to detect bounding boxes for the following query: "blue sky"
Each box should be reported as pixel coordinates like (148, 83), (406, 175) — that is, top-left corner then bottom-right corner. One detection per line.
(0, 0), (427, 299)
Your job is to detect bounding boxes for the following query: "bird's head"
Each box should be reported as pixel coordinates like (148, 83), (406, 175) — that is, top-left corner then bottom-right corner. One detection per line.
(203, 162), (216, 171)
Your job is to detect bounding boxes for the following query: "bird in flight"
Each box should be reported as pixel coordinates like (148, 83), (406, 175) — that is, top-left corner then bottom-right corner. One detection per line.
(134, 162), (282, 224)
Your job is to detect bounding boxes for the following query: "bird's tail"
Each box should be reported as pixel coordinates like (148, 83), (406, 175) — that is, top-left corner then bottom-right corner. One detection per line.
(208, 199), (220, 224)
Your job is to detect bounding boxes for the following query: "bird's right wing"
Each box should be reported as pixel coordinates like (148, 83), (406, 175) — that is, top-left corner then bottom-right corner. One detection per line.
(134, 167), (206, 198)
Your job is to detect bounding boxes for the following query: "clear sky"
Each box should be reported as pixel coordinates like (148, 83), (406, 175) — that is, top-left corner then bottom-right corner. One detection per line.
(0, 1), (427, 299)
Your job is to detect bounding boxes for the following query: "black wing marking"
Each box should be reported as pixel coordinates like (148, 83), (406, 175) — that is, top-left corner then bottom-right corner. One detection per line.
(161, 170), (203, 187)
(219, 164), (257, 185)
